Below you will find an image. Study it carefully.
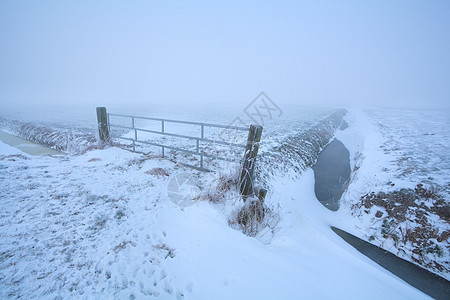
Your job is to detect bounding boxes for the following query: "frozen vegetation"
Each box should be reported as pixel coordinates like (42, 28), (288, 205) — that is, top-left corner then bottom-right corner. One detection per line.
(0, 106), (446, 298)
(338, 109), (449, 280)
(0, 117), (99, 155)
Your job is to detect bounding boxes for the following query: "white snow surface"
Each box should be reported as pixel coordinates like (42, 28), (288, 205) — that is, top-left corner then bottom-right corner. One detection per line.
(337, 108), (449, 279)
(0, 135), (428, 299)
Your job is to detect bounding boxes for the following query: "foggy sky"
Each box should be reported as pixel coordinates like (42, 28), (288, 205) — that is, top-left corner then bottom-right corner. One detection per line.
(1, 0), (449, 110)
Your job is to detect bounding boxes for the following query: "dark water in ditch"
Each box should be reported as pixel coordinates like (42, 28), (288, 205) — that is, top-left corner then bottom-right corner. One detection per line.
(312, 139), (350, 211)
(333, 227), (450, 299)
(312, 138), (450, 298)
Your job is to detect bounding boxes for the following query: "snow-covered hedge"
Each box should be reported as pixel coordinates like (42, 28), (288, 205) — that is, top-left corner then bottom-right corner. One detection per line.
(0, 117), (100, 155)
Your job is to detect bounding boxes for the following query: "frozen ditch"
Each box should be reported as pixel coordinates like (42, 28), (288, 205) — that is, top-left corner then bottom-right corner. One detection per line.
(310, 135), (449, 298)
(336, 109), (450, 281)
(312, 138), (350, 211)
(333, 227), (450, 299)
(0, 131), (60, 156)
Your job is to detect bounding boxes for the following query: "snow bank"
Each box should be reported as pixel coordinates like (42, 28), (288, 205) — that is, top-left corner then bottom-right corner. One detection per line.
(258, 109), (347, 181)
(0, 117), (100, 155)
(336, 108), (450, 280)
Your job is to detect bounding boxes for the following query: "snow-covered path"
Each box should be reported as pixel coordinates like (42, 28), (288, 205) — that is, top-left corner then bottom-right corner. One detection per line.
(0, 139), (429, 299)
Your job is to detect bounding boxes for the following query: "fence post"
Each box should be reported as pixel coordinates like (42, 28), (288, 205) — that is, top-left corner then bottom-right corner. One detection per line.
(239, 124), (263, 200)
(96, 107), (110, 142)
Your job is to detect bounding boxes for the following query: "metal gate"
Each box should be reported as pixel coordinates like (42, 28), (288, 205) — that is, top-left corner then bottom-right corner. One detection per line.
(107, 113), (249, 171)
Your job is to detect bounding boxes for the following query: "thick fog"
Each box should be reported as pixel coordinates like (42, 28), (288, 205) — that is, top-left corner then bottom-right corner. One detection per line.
(1, 0), (449, 111)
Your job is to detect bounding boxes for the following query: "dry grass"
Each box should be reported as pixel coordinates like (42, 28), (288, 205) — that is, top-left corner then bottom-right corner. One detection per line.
(0, 117), (103, 155)
(201, 168), (240, 204)
(228, 200), (281, 237)
(0, 154), (29, 161)
(353, 183), (449, 274)
(153, 244), (176, 259)
(113, 241), (131, 254)
(237, 200), (265, 226)
(197, 167), (280, 238)
(88, 158), (102, 162)
(145, 167), (169, 177)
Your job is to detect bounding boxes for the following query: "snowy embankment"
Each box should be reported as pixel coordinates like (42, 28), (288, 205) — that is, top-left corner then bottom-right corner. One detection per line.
(0, 109), (430, 299)
(211, 109), (347, 238)
(0, 144), (427, 299)
(336, 109), (450, 280)
(0, 117), (99, 155)
(196, 109), (347, 238)
(258, 109), (347, 180)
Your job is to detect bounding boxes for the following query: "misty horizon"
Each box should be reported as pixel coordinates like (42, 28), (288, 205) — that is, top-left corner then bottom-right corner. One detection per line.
(1, 0), (449, 111)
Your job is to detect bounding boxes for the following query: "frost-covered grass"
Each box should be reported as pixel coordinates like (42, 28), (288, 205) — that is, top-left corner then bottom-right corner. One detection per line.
(0, 117), (100, 155)
(258, 109), (347, 181)
(0, 144), (427, 299)
(0, 105), (430, 299)
(0, 147), (185, 298)
(0, 104), (333, 166)
(338, 108), (450, 280)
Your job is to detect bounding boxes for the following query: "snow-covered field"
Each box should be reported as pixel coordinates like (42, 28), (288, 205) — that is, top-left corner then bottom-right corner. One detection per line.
(0, 105), (445, 298)
(0, 103), (333, 162)
(338, 108), (450, 280)
(0, 143), (427, 299)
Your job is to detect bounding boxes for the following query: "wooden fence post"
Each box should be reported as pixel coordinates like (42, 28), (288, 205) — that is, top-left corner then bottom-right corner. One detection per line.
(96, 107), (110, 142)
(239, 124), (263, 200)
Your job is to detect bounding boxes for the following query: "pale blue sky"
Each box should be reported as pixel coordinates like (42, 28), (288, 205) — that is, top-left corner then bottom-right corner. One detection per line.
(1, 0), (449, 109)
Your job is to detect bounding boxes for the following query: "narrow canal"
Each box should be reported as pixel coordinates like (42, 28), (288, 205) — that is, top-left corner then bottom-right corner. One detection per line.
(312, 137), (450, 299)
(0, 131), (60, 156)
(312, 139), (350, 211)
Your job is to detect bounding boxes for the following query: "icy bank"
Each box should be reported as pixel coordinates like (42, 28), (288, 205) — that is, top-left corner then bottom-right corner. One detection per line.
(0, 117), (99, 155)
